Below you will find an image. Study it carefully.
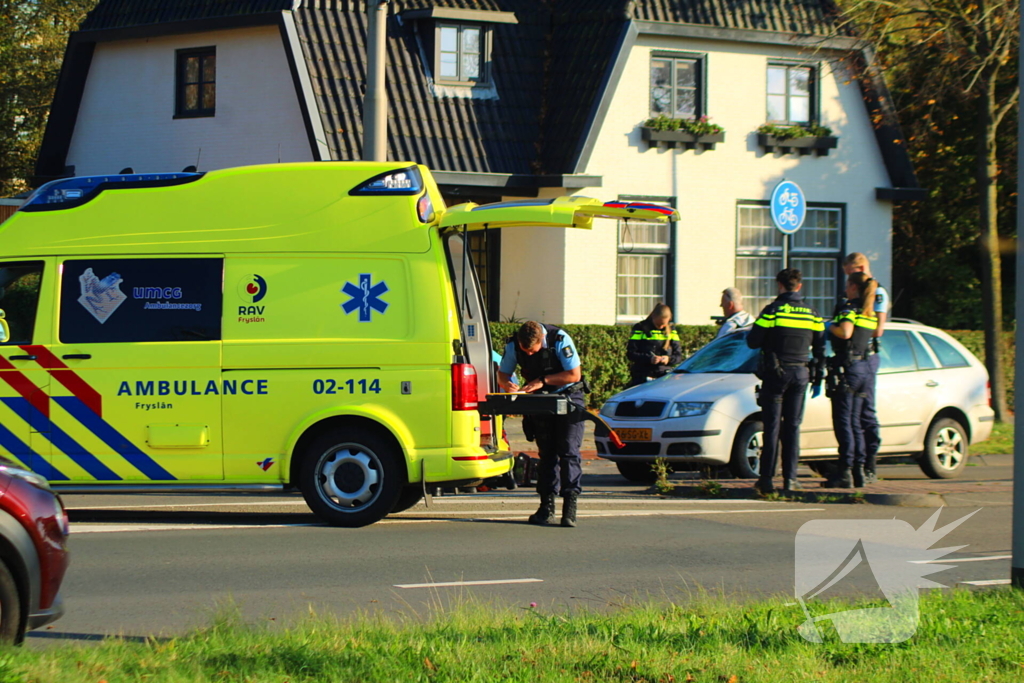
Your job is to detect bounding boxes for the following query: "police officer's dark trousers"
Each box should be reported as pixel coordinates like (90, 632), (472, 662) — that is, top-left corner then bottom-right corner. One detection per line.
(832, 359), (872, 472)
(860, 353), (882, 473)
(533, 392), (585, 495)
(759, 365), (809, 483)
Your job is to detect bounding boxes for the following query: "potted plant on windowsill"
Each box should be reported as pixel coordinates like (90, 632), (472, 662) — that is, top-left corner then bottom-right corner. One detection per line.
(641, 115), (725, 150)
(756, 124), (838, 156)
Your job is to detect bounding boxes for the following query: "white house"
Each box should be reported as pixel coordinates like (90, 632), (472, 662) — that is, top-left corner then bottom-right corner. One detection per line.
(36, 0), (923, 325)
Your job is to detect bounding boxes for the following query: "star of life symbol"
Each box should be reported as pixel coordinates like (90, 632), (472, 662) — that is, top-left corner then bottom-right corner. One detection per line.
(78, 267), (127, 324)
(341, 273), (389, 322)
(794, 509), (977, 644)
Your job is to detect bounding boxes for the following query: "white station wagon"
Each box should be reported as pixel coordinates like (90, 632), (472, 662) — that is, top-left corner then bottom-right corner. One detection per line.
(596, 320), (995, 482)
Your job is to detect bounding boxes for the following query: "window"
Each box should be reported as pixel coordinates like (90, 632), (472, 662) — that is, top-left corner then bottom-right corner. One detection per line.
(176, 47), (216, 117)
(735, 204), (843, 316)
(617, 197), (675, 323)
(650, 53), (704, 118)
(909, 332), (939, 370)
(0, 261), (44, 344)
(60, 258), (222, 343)
(877, 331), (917, 374)
(921, 333), (970, 368)
(436, 24), (488, 84)
(767, 63), (814, 125)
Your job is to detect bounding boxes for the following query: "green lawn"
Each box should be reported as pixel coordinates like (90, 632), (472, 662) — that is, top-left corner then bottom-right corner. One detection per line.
(973, 421), (1014, 455)
(2, 589), (1022, 682)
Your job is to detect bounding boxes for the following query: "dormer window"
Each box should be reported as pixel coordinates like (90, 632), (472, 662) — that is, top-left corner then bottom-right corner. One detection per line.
(401, 7), (515, 95)
(437, 24), (486, 84)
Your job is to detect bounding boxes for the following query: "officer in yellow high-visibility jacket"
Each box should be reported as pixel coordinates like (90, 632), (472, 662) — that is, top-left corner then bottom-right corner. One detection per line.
(746, 269), (825, 494)
(626, 303), (682, 387)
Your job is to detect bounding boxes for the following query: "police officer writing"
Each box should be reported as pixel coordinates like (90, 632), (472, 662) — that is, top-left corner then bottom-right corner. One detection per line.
(746, 269), (825, 494)
(842, 253), (889, 484)
(824, 273), (879, 488)
(497, 321), (585, 527)
(626, 303), (682, 387)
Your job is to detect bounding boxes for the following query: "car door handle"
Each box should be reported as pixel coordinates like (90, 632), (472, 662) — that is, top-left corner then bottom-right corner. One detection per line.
(925, 380), (939, 388)
(61, 354), (92, 360)
(7, 355), (36, 361)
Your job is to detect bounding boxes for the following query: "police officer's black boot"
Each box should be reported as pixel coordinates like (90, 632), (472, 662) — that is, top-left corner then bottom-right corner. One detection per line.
(528, 493), (556, 525)
(852, 466), (866, 488)
(561, 492), (578, 527)
(823, 468), (853, 489)
(863, 469), (878, 485)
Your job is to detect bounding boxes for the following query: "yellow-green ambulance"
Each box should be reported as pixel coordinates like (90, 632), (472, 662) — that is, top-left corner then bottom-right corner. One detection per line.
(0, 162), (675, 526)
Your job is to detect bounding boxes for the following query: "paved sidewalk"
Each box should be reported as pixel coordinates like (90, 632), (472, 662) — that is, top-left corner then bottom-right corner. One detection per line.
(503, 417), (1013, 506)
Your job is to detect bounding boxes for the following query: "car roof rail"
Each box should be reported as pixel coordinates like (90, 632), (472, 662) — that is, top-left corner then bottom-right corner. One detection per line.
(889, 317), (923, 325)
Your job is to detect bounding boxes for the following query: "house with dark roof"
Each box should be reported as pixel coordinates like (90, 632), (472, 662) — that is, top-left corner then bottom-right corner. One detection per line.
(36, 0), (920, 324)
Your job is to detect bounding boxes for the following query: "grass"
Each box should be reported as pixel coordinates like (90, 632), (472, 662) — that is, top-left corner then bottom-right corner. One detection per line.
(3, 590), (1022, 682)
(972, 420), (1014, 455)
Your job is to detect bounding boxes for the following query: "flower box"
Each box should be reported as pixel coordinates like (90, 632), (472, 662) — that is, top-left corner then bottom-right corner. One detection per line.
(641, 127), (725, 151)
(757, 133), (838, 157)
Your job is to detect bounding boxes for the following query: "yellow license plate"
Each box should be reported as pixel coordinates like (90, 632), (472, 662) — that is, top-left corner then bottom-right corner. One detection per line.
(616, 428), (652, 442)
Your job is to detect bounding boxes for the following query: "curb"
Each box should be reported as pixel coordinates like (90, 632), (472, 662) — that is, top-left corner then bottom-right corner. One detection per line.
(662, 486), (949, 507)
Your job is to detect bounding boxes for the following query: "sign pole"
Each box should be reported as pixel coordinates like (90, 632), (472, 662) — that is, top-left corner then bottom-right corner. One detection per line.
(1012, 5), (1024, 589)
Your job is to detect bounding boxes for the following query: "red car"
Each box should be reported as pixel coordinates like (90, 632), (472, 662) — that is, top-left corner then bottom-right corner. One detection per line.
(0, 457), (69, 643)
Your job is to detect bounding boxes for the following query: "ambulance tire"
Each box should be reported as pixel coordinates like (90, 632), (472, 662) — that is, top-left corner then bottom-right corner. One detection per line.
(300, 431), (403, 527)
(390, 486), (425, 514)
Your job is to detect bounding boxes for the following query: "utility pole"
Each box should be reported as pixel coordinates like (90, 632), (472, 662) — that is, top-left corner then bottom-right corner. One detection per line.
(1013, 6), (1023, 590)
(362, 0), (389, 162)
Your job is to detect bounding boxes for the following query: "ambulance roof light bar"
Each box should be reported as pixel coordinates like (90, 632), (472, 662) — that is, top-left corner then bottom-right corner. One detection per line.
(20, 173), (203, 212)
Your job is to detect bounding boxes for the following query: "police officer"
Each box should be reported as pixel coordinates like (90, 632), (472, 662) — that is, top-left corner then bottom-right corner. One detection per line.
(824, 272), (879, 488)
(626, 303), (682, 387)
(497, 321), (584, 527)
(842, 253), (889, 484)
(746, 269), (825, 494)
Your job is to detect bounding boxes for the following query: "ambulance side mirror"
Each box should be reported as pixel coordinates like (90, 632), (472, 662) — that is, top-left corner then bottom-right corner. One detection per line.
(0, 310), (8, 343)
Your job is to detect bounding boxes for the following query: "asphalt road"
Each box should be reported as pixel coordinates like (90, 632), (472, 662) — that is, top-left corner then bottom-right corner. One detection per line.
(34, 456), (1014, 644)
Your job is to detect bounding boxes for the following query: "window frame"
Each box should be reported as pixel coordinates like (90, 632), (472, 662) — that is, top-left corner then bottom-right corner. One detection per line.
(649, 51), (708, 120)
(766, 60), (819, 126)
(174, 46), (217, 119)
(615, 194), (676, 324)
(734, 201), (845, 316)
(434, 23), (491, 86)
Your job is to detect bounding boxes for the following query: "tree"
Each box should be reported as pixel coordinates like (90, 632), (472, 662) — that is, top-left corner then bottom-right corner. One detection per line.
(0, 1), (95, 196)
(835, 0), (1019, 422)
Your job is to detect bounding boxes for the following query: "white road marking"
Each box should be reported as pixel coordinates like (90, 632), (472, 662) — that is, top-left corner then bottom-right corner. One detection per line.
(417, 498), (780, 505)
(957, 579), (1011, 586)
(911, 555), (1011, 564)
(72, 523), (316, 534)
(66, 500), (308, 510)
(70, 506), (824, 534)
(395, 578), (543, 589)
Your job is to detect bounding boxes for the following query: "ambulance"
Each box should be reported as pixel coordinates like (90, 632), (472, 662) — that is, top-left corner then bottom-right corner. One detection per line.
(0, 162), (676, 526)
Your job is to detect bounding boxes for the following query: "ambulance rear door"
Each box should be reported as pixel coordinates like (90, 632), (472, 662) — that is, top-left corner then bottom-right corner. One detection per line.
(45, 256), (224, 482)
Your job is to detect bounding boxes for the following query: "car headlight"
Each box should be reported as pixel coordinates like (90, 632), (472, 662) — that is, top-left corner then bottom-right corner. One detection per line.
(599, 402), (617, 417)
(0, 464), (51, 491)
(669, 402), (712, 418)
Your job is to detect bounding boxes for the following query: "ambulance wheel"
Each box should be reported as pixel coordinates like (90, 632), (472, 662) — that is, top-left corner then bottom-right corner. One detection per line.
(300, 431), (402, 527)
(390, 486), (424, 514)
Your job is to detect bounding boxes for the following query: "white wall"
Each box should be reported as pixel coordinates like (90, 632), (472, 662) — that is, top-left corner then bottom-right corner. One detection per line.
(67, 26), (313, 176)
(504, 33), (894, 326)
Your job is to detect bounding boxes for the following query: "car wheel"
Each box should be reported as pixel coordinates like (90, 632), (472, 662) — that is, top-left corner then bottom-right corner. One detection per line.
(919, 417), (969, 479)
(729, 420), (763, 479)
(299, 430), (403, 527)
(389, 486), (425, 514)
(0, 560), (22, 644)
(616, 460), (659, 483)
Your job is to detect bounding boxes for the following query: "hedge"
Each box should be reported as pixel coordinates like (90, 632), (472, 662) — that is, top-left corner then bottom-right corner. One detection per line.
(491, 323), (1015, 409)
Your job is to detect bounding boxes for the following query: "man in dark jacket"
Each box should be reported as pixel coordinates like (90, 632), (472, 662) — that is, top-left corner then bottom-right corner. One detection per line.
(626, 303), (682, 387)
(746, 269), (825, 494)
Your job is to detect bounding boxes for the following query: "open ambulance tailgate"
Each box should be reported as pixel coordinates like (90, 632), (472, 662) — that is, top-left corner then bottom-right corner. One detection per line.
(438, 197), (678, 231)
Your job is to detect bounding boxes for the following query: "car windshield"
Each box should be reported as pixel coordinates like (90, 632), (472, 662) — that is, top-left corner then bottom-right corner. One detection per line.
(675, 331), (759, 374)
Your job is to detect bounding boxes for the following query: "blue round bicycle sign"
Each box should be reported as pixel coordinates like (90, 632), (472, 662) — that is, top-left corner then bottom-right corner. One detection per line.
(770, 180), (806, 235)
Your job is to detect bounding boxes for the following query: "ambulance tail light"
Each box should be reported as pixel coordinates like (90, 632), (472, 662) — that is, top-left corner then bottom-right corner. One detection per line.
(452, 363), (479, 411)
